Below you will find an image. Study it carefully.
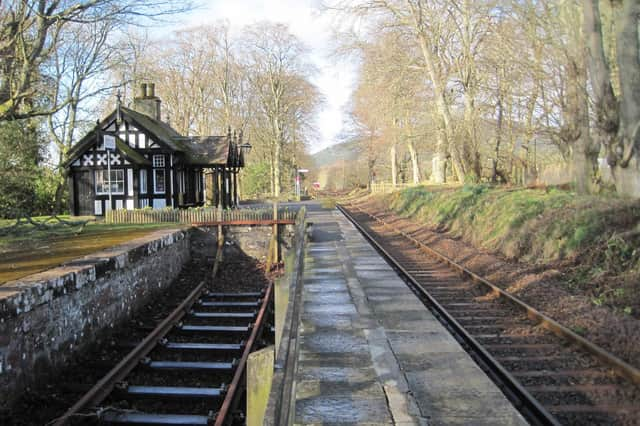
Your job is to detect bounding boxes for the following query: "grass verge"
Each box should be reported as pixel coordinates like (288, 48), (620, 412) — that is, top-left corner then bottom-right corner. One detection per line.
(375, 184), (640, 316)
(0, 221), (180, 284)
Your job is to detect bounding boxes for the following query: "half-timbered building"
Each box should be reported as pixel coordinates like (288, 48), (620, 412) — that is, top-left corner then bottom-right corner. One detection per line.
(65, 84), (247, 216)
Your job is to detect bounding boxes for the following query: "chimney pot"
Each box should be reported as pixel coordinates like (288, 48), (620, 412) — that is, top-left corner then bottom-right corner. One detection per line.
(133, 82), (162, 121)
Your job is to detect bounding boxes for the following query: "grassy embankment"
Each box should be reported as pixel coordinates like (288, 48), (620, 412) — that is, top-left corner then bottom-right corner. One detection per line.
(0, 217), (180, 284)
(379, 184), (640, 315)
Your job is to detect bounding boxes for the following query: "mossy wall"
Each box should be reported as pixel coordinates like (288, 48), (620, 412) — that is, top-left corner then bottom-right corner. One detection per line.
(0, 229), (191, 410)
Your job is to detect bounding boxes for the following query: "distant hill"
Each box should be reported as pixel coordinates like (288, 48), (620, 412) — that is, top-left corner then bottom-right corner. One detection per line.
(311, 140), (360, 168)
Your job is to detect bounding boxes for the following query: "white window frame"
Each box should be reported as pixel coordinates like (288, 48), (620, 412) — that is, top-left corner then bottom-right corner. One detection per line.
(127, 169), (134, 196)
(153, 155), (165, 168)
(153, 169), (166, 194)
(140, 169), (147, 194)
(95, 169), (125, 195)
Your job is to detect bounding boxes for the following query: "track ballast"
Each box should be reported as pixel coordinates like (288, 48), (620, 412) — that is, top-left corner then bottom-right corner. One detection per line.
(339, 203), (640, 426)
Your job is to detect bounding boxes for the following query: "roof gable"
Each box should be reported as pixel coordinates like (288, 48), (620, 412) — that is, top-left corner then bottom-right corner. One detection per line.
(119, 107), (186, 152)
(62, 130), (151, 168)
(65, 105), (244, 169)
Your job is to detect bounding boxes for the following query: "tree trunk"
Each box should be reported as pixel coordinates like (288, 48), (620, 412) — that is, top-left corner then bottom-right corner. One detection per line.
(390, 143), (398, 186)
(583, 0), (640, 196)
(367, 138), (376, 188)
(522, 86), (538, 184)
(54, 170), (68, 214)
(583, 0), (619, 148)
(492, 72), (504, 183)
(573, 144), (597, 194)
(368, 160), (375, 189)
(463, 90), (478, 181)
(269, 153), (275, 196)
(567, 54), (598, 194)
(432, 128), (446, 183)
(407, 139), (420, 184)
(449, 142), (466, 183)
(609, 0), (640, 196)
(274, 139), (281, 196)
(411, 15), (462, 182)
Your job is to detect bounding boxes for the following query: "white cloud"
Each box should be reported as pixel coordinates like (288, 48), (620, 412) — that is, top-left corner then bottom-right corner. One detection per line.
(175, 0), (356, 153)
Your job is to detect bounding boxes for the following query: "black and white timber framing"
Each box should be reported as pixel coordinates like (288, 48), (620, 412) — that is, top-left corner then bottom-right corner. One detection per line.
(64, 84), (245, 216)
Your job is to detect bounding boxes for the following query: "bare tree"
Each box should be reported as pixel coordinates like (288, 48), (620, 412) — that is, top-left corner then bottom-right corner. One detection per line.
(241, 22), (319, 196)
(47, 18), (123, 211)
(347, 29), (428, 185)
(583, 0), (640, 196)
(0, 0), (194, 121)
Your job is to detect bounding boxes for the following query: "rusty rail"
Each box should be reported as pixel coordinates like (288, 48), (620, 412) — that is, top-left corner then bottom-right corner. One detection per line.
(214, 280), (274, 425)
(337, 204), (559, 426)
(340, 204), (640, 386)
(53, 234), (226, 426)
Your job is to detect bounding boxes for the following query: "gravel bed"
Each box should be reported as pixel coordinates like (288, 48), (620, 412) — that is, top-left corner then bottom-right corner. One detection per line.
(346, 202), (640, 425)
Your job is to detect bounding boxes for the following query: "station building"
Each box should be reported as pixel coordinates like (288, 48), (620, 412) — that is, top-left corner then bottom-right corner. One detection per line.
(64, 83), (247, 216)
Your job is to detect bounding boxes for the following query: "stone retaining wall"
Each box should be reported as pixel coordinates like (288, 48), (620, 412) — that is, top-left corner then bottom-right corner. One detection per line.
(0, 222), (296, 410)
(265, 208), (308, 424)
(190, 224), (295, 263)
(0, 228), (191, 409)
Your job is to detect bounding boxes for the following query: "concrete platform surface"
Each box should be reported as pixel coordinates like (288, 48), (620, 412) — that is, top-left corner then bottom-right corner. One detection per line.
(293, 205), (528, 425)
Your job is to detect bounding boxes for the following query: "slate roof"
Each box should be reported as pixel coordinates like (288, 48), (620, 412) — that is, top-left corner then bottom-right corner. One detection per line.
(119, 106), (187, 152)
(175, 136), (233, 166)
(66, 106), (242, 168)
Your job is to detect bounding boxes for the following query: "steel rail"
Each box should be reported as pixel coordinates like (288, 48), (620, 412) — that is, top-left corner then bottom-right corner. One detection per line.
(54, 234), (226, 426)
(340, 204), (640, 387)
(214, 279), (274, 426)
(337, 204), (559, 426)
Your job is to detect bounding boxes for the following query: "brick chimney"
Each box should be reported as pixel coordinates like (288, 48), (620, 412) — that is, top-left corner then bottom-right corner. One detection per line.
(133, 83), (161, 121)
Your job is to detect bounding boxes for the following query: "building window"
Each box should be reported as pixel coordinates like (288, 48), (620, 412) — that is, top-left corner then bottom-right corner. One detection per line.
(153, 155), (165, 168)
(140, 169), (147, 194)
(154, 169), (165, 194)
(95, 169), (125, 194)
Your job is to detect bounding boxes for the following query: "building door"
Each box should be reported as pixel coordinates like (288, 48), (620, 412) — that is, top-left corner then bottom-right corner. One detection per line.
(74, 170), (95, 215)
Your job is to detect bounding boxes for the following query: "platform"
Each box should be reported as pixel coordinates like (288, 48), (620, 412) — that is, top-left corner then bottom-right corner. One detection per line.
(293, 205), (528, 425)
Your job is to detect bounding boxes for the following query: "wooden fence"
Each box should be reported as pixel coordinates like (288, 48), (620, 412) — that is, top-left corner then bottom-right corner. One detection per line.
(370, 182), (416, 194)
(105, 207), (296, 225)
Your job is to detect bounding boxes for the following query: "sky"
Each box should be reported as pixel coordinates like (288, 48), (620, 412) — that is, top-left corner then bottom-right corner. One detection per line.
(174, 0), (357, 154)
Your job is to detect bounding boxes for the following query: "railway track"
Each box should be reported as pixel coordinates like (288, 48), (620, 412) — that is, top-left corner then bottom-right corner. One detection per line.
(54, 238), (273, 426)
(338, 203), (640, 426)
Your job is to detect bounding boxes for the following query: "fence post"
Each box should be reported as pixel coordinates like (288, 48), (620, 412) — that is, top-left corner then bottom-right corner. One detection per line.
(273, 202), (278, 264)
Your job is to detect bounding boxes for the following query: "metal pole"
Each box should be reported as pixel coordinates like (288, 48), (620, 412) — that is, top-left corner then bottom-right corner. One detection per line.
(107, 150), (112, 210)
